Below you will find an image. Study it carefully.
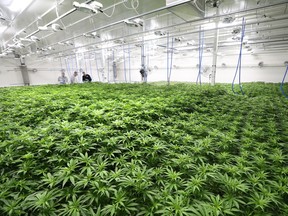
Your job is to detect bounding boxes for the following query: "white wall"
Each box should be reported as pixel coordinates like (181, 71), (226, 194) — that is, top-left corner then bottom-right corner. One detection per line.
(0, 51), (287, 87)
(0, 58), (24, 87)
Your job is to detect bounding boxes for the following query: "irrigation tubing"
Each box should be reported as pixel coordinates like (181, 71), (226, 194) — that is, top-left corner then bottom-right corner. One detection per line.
(196, 28), (204, 85)
(232, 17), (246, 95)
(280, 65), (288, 98)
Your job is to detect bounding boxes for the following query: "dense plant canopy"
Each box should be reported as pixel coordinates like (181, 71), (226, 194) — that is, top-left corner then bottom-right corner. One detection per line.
(0, 82), (287, 215)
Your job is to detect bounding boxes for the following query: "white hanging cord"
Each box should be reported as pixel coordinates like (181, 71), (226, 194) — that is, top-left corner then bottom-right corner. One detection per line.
(56, 1), (66, 29)
(122, 0), (140, 14)
(103, 0), (117, 18)
(132, 0), (140, 14)
(122, 0), (134, 9)
(193, 0), (205, 14)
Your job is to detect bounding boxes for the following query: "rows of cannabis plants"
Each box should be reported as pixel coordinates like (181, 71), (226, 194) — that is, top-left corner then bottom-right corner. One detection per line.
(0, 82), (287, 215)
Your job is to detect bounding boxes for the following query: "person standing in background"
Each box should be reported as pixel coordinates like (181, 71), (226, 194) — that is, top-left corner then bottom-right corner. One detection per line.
(70, 71), (78, 84)
(140, 65), (147, 83)
(58, 71), (68, 84)
(82, 71), (92, 82)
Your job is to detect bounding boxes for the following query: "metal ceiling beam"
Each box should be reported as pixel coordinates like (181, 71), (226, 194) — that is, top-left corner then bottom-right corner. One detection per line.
(28, 0), (288, 58)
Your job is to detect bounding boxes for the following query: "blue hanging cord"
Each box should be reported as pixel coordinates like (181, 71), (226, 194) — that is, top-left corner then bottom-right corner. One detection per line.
(123, 45), (127, 83)
(196, 29), (204, 85)
(128, 44), (131, 82)
(280, 65), (288, 98)
(168, 37), (174, 84)
(232, 17), (246, 95)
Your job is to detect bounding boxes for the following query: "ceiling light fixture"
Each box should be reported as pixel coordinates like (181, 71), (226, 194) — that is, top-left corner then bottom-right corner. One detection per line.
(38, 23), (64, 32)
(73, 1), (103, 13)
(124, 18), (143, 27)
(83, 32), (100, 38)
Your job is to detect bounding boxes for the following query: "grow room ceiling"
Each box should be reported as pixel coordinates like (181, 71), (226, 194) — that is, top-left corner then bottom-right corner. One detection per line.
(0, 0), (288, 59)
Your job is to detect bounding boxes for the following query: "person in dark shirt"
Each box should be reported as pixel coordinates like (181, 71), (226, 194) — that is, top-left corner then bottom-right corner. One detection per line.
(82, 72), (92, 82)
(139, 65), (147, 82)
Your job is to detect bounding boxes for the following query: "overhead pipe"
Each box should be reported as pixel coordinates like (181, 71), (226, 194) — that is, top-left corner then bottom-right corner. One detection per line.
(41, 12), (288, 58)
(4, 0), (115, 50)
(25, 0), (96, 39)
(40, 0), (194, 48)
(4, 0), (288, 56)
(45, 1), (288, 47)
(33, 0), (288, 58)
